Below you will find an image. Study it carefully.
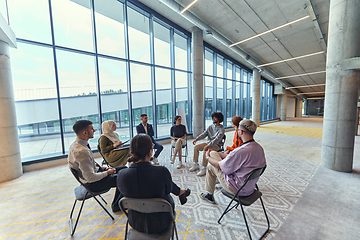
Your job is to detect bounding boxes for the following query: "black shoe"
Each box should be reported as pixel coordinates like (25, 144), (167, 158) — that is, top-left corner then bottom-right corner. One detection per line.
(200, 193), (215, 204)
(179, 188), (191, 205)
(112, 202), (121, 213)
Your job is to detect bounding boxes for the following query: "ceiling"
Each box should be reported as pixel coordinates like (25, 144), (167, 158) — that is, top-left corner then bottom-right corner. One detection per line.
(139, 0), (330, 98)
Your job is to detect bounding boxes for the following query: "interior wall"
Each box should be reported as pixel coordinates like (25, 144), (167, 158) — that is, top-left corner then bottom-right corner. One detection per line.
(287, 97), (295, 117)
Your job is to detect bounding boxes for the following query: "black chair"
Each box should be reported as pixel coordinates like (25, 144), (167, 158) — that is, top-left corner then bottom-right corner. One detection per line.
(217, 134), (227, 152)
(69, 168), (114, 236)
(119, 197), (179, 240)
(218, 166), (270, 240)
(170, 135), (188, 162)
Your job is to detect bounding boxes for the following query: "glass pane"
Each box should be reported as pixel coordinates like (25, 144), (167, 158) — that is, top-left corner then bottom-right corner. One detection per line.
(204, 76), (213, 123)
(94, 0), (125, 58)
(227, 62), (232, 80)
(0, 0), (7, 24)
(8, 0), (51, 43)
(98, 57), (129, 140)
(216, 78), (223, 112)
(154, 22), (170, 67)
(155, 68), (171, 137)
(217, 56), (223, 78)
(130, 63), (152, 133)
(174, 33), (187, 70)
(175, 71), (188, 127)
(227, 80), (232, 126)
(243, 72), (248, 118)
(235, 81), (240, 116)
(52, 0), (93, 52)
(11, 43), (61, 161)
(204, 49), (213, 75)
(128, 7), (150, 63)
(56, 50), (99, 150)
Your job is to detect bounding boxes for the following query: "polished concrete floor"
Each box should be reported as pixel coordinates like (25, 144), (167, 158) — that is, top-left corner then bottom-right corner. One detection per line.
(1, 117), (359, 240)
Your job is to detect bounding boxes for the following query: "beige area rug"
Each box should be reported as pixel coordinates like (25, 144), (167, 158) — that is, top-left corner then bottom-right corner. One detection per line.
(0, 128), (322, 240)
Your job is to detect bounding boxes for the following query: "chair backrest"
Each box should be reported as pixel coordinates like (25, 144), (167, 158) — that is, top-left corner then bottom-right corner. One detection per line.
(245, 166), (267, 182)
(119, 198), (174, 220)
(70, 167), (82, 185)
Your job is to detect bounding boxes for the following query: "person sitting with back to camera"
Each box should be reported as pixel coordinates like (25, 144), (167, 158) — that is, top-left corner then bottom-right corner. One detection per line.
(98, 120), (130, 167)
(225, 116), (243, 154)
(117, 134), (191, 234)
(170, 115), (187, 169)
(190, 112), (225, 177)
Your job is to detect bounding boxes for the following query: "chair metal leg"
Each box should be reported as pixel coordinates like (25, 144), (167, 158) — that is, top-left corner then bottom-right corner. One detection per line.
(258, 196), (270, 240)
(69, 199), (86, 236)
(98, 194), (107, 205)
(239, 203), (252, 240)
(125, 220), (129, 240)
(218, 196), (239, 223)
(92, 195), (114, 220)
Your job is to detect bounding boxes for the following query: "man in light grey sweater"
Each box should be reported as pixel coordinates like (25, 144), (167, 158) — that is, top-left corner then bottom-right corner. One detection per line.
(191, 112), (225, 176)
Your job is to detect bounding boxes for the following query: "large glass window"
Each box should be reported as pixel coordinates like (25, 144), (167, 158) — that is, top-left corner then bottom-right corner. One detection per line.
(174, 33), (187, 70)
(56, 50), (99, 150)
(98, 57), (129, 140)
(8, 0), (51, 44)
(130, 63), (152, 134)
(175, 71), (188, 126)
(127, 7), (150, 63)
(52, 0), (94, 52)
(94, 0), (125, 58)
(204, 49), (213, 75)
(154, 21), (170, 67)
(155, 67), (171, 137)
(11, 43), (61, 161)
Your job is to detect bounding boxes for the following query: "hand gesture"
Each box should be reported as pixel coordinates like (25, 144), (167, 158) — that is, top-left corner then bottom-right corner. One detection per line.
(204, 145), (209, 151)
(107, 167), (116, 175)
(193, 139), (197, 145)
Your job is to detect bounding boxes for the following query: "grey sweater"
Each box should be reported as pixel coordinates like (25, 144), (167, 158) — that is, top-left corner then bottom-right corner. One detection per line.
(196, 124), (225, 147)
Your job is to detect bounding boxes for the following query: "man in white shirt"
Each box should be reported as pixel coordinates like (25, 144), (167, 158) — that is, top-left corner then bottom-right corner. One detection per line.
(68, 120), (125, 212)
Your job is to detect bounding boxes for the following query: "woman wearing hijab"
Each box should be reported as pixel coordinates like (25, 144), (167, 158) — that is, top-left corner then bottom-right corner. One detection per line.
(98, 120), (130, 167)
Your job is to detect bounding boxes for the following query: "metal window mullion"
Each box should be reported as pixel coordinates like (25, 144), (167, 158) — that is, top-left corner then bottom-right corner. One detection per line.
(90, 0), (103, 132)
(222, 59), (227, 124)
(149, 14), (157, 138)
(170, 28), (176, 119)
(239, 68), (244, 118)
(124, 1), (133, 138)
(48, 0), (65, 154)
(213, 53), (217, 113)
(187, 37), (192, 133)
(231, 64), (236, 118)
(246, 72), (250, 119)
(260, 80), (263, 121)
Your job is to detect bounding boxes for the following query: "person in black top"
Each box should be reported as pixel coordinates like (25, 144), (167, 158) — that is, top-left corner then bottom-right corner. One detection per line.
(117, 134), (191, 234)
(170, 115), (187, 169)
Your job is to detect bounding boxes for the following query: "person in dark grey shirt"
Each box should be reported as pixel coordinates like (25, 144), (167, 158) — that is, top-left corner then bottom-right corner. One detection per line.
(170, 115), (187, 168)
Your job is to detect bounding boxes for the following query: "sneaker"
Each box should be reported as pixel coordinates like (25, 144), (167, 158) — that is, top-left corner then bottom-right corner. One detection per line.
(170, 158), (175, 164)
(197, 167), (207, 176)
(200, 193), (215, 204)
(215, 183), (222, 189)
(153, 157), (160, 165)
(177, 162), (183, 169)
(189, 164), (199, 172)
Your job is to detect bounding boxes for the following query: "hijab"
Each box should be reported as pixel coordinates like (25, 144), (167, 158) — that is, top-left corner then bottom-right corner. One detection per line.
(101, 120), (120, 143)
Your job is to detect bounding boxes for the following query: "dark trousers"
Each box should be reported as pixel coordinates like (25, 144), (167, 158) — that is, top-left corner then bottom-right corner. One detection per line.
(85, 166), (126, 211)
(153, 141), (164, 158)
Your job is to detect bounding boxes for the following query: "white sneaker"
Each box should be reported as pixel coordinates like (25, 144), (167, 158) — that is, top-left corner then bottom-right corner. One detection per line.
(177, 162), (183, 169)
(197, 167), (207, 176)
(170, 158), (175, 164)
(153, 157), (160, 165)
(189, 164), (199, 172)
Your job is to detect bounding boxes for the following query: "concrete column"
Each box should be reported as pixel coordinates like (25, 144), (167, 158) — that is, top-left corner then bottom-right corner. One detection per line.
(192, 27), (203, 137)
(280, 94), (287, 121)
(321, 0), (360, 172)
(0, 40), (22, 182)
(251, 68), (261, 126)
(276, 95), (281, 119)
(356, 107), (359, 136)
(295, 98), (303, 117)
